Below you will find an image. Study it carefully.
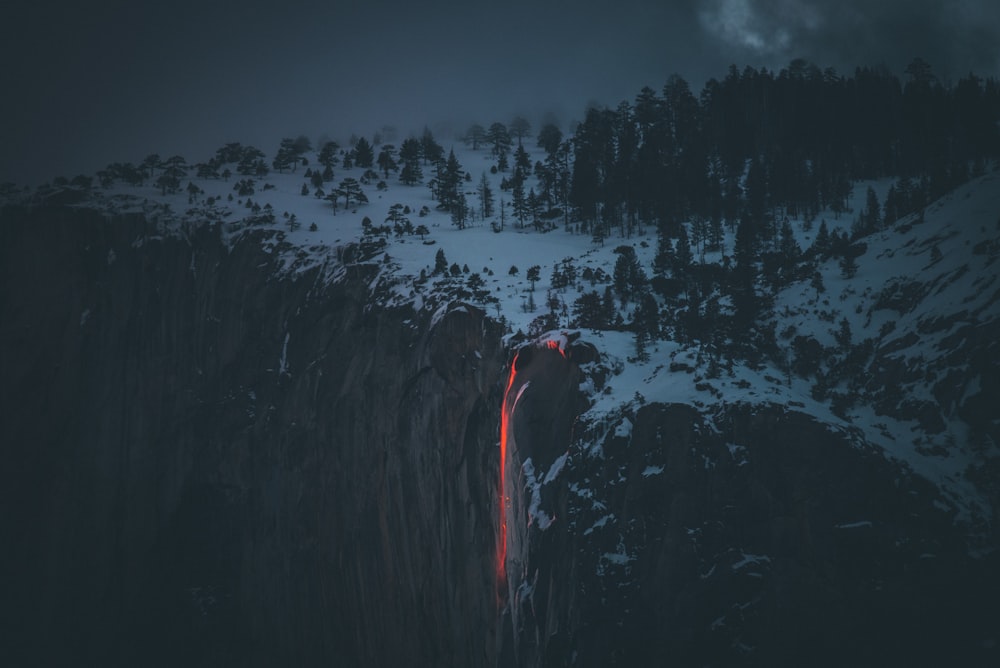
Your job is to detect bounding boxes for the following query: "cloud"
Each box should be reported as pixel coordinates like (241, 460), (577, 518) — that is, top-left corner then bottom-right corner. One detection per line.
(696, 0), (1000, 79)
(698, 0), (822, 55)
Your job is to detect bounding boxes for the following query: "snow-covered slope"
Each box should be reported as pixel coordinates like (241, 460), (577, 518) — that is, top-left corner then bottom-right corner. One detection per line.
(6, 142), (998, 533)
(4, 137), (999, 665)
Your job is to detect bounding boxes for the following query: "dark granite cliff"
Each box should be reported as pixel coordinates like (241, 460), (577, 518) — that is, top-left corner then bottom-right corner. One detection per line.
(1, 207), (505, 666)
(2, 206), (997, 667)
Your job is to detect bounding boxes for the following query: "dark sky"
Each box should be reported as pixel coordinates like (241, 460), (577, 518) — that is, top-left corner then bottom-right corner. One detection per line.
(3, 0), (999, 186)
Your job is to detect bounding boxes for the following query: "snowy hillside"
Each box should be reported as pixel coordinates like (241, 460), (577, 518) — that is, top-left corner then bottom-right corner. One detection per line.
(6, 137), (999, 540)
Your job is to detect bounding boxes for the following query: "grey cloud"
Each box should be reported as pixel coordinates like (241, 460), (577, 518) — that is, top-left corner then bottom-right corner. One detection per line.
(695, 0), (1000, 79)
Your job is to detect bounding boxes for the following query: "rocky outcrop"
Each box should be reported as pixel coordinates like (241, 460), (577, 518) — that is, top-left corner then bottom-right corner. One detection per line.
(2, 205), (996, 667)
(499, 391), (1000, 666)
(0, 206), (506, 666)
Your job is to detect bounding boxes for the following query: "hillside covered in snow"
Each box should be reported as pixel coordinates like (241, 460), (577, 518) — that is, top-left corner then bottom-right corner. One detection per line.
(2, 61), (999, 665)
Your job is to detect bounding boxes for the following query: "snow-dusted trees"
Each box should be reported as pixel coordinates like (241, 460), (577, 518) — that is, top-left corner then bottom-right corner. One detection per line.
(486, 122), (512, 161)
(376, 144), (398, 179)
(398, 138), (423, 185)
(421, 128), (444, 165)
(332, 177), (367, 210)
(353, 137), (374, 169)
(155, 155), (187, 195)
(318, 141), (339, 170)
(273, 136), (311, 173)
(612, 245), (648, 302)
(432, 150), (465, 218)
(464, 123), (486, 150)
(477, 172), (494, 220)
(509, 116), (532, 144)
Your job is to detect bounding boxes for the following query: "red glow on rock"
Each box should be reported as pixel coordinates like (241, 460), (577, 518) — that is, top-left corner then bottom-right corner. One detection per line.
(545, 339), (567, 358)
(498, 351), (518, 578)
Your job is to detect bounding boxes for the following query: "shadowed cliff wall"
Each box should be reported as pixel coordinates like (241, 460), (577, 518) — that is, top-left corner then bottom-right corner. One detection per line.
(0, 207), (505, 666)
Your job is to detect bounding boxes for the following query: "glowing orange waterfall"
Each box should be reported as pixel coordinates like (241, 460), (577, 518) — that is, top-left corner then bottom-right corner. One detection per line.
(498, 352), (519, 578)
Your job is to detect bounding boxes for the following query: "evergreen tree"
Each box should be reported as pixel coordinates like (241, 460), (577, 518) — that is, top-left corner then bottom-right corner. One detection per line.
(421, 127), (444, 165)
(464, 123), (486, 149)
(835, 317), (852, 350)
(732, 214), (758, 330)
(511, 177), (527, 227)
(333, 177), (367, 209)
(318, 141), (340, 169)
(434, 149), (464, 214)
(451, 191), (469, 230)
(839, 252), (858, 279)
(813, 219), (831, 256)
(398, 138), (423, 185)
(478, 172), (495, 220)
(510, 116), (532, 144)
(486, 122), (513, 159)
(537, 123), (563, 155)
(526, 265), (541, 291)
(613, 245), (644, 302)
(376, 144), (398, 179)
(354, 137), (375, 168)
(864, 186), (882, 233)
(527, 188), (542, 229)
(633, 291), (660, 344)
(810, 271), (825, 300)
(674, 226), (694, 271)
(513, 144), (532, 181)
(434, 248), (448, 274)
(778, 218), (800, 279)
(653, 229), (674, 278)
(572, 291), (606, 329)
(273, 138), (298, 173)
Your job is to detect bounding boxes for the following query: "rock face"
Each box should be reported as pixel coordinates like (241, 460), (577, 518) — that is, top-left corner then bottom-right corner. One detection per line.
(0, 207), (505, 666)
(2, 206), (997, 667)
(500, 393), (1000, 666)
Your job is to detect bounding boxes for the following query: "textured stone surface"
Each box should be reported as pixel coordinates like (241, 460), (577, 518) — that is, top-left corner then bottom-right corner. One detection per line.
(2, 206), (997, 667)
(0, 207), (505, 666)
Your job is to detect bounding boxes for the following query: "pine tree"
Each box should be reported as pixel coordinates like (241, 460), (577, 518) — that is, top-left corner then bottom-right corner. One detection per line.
(839, 252), (858, 279)
(526, 265), (541, 291)
(478, 172), (494, 220)
(434, 149), (464, 214)
(674, 226), (694, 271)
(421, 127), (444, 165)
(572, 291), (605, 329)
(334, 177), (367, 209)
(464, 123), (486, 150)
(653, 228), (674, 278)
(864, 186), (882, 233)
(318, 141), (340, 169)
(527, 188), (541, 230)
(376, 144), (397, 179)
(835, 317), (852, 350)
(434, 248), (448, 274)
(509, 116), (532, 144)
(537, 123), (563, 155)
(486, 122), (512, 159)
(810, 271), (825, 300)
(451, 191), (469, 230)
(398, 138), (423, 185)
(602, 286), (620, 328)
(813, 220), (830, 257)
(732, 215), (758, 330)
(513, 144), (532, 181)
(511, 178), (527, 227)
(354, 137), (375, 168)
(272, 138), (297, 173)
